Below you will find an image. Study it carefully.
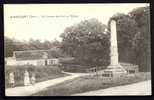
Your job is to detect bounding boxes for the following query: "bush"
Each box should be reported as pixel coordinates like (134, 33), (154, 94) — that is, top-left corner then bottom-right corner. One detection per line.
(5, 65), (64, 88)
(59, 58), (88, 73)
(61, 64), (89, 73)
(59, 58), (107, 73)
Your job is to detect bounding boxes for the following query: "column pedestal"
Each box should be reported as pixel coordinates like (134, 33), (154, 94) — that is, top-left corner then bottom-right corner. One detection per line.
(102, 64), (127, 81)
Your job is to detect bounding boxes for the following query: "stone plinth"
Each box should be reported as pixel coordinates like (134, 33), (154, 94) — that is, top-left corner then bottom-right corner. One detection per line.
(104, 64), (127, 79)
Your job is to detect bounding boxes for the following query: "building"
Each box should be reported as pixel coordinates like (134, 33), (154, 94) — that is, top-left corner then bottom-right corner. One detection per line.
(5, 49), (60, 66)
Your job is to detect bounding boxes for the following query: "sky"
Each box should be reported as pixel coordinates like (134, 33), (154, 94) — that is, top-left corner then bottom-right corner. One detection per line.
(4, 3), (149, 42)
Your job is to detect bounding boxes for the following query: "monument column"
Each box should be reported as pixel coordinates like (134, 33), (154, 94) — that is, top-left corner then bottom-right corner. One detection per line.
(110, 20), (119, 66)
(105, 20), (127, 74)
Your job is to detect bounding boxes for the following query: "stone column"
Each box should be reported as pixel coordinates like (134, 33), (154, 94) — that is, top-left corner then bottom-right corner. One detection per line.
(106, 20), (126, 73)
(110, 20), (119, 66)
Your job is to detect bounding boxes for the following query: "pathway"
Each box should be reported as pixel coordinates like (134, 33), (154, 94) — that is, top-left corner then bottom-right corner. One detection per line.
(5, 71), (87, 96)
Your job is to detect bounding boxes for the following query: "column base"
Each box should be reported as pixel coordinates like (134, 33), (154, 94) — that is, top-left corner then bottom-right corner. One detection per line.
(102, 64), (127, 79)
(106, 64), (127, 73)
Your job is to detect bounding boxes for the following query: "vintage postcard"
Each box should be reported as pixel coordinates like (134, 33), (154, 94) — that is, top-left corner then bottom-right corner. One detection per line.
(4, 3), (151, 96)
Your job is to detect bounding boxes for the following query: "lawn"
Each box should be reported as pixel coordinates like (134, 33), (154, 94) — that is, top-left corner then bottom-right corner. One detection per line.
(5, 65), (69, 88)
(32, 72), (151, 96)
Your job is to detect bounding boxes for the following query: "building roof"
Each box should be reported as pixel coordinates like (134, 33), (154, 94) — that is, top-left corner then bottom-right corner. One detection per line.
(14, 49), (61, 61)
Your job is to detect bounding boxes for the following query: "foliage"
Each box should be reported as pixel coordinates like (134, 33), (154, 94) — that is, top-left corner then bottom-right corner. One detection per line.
(108, 13), (139, 63)
(107, 6), (150, 71)
(5, 65), (67, 88)
(4, 37), (62, 57)
(60, 18), (110, 67)
(129, 6), (151, 71)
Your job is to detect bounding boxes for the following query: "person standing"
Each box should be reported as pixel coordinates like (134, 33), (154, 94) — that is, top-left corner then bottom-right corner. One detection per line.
(31, 72), (36, 85)
(9, 72), (15, 88)
(24, 70), (30, 86)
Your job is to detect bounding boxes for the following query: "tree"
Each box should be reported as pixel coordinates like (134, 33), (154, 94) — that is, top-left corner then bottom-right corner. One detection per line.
(129, 6), (150, 71)
(43, 40), (52, 49)
(51, 39), (61, 48)
(4, 37), (62, 57)
(61, 18), (110, 67)
(4, 37), (25, 57)
(28, 39), (44, 50)
(4, 37), (14, 57)
(107, 6), (150, 71)
(108, 13), (139, 63)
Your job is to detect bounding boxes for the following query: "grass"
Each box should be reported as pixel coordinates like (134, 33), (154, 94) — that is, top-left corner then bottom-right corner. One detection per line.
(32, 72), (151, 96)
(5, 65), (68, 88)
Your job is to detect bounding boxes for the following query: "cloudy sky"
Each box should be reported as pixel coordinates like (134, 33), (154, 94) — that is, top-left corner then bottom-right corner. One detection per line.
(4, 3), (149, 42)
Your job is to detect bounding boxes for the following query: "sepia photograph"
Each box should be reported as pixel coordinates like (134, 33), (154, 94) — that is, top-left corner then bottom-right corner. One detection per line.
(4, 3), (151, 96)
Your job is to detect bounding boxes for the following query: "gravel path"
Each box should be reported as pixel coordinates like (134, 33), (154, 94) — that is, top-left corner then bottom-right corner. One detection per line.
(74, 80), (151, 96)
(5, 72), (87, 96)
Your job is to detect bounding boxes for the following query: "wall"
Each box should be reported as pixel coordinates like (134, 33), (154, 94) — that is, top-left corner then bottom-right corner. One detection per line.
(6, 58), (59, 66)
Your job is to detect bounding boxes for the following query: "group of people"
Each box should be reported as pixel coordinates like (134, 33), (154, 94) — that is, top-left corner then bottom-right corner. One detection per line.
(9, 70), (36, 88)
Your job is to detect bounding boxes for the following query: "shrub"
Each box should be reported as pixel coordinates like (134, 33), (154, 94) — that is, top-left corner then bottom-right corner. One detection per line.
(5, 65), (62, 88)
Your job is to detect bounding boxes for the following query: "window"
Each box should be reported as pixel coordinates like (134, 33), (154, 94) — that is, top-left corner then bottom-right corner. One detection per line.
(45, 60), (47, 66)
(53, 60), (56, 64)
(48, 59), (53, 65)
(48, 59), (57, 65)
(129, 70), (135, 74)
(102, 73), (112, 77)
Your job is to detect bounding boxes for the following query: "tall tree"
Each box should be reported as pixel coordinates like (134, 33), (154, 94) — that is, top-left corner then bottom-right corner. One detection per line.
(4, 37), (62, 57)
(108, 13), (139, 63)
(107, 6), (150, 71)
(28, 39), (44, 50)
(129, 6), (150, 71)
(61, 18), (110, 67)
(4, 37), (14, 57)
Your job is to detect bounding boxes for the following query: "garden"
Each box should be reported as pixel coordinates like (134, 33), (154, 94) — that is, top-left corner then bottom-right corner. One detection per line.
(5, 65), (68, 88)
